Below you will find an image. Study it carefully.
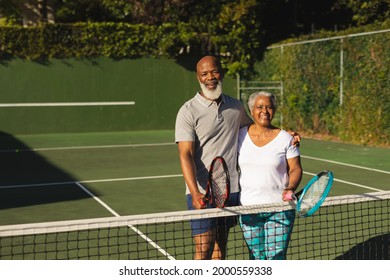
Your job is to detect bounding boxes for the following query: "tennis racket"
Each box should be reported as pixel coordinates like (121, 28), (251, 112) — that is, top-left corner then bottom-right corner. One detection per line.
(291, 170), (334, 217)
(202, 156), (230, 208)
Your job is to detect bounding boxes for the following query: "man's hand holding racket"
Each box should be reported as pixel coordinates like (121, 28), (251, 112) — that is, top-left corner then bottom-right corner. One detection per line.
(192, 192), (207, 209)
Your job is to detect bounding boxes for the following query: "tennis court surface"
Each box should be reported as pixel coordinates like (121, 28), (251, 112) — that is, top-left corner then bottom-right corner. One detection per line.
(0, 130), (389, 259)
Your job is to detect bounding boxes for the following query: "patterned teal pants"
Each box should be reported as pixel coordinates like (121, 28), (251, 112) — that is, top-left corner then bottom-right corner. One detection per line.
(239, 210), (295, 260)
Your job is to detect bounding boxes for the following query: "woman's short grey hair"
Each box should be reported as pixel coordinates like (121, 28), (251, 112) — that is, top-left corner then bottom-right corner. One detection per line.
(247, 91), (277, 113)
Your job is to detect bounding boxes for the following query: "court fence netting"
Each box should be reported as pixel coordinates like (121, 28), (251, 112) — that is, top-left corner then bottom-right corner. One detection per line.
(0, 191), (389, 260)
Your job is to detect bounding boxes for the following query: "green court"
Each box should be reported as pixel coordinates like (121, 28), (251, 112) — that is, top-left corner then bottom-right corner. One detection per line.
(0, 130), (389, 259)
(0, 130), (389, 224)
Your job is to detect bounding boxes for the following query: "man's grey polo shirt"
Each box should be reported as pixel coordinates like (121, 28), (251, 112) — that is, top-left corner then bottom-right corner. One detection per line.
(175, 92), (252, 195)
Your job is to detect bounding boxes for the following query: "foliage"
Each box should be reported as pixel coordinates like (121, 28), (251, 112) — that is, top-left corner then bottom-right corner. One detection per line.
(335, 0), (390, 26)
(254, 20), (390, 146)
(0, 0), (21, 26)
(0, 1), (264, 75)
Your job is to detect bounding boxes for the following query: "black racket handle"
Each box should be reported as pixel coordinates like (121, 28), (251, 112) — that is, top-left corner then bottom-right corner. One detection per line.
(294, 189), (303, 198)
(201, 195), (210, 206)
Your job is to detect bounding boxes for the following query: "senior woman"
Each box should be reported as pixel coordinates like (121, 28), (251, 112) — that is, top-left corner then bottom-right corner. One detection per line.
(237, 91), (303, 260)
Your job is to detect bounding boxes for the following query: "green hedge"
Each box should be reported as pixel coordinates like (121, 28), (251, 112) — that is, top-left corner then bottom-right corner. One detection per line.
(0, 23), (173, 59)
(0, 22), (258, 75)
(254, 20), (390, 146)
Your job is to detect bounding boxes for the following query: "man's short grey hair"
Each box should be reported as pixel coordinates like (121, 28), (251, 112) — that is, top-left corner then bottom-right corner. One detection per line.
(247, 91), (277, 113)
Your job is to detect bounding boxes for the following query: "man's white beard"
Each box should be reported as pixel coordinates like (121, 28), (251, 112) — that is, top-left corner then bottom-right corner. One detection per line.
(199, 81), (223, 100)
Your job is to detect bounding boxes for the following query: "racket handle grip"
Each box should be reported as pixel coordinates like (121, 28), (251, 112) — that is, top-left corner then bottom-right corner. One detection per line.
(284, 192), (297, 201)
(201, 196), (208, 206)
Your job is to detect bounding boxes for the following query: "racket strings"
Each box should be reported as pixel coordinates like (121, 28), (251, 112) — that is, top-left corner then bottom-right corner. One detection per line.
(210, 160), (228, 207)
(300, 174), (330, 214)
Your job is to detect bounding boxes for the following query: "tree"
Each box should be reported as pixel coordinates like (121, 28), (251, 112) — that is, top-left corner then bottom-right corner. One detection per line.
(0, 0), (22, 25)
(54, 0), (196, 24)
(0, 0), (55, 26)
(334, 0), (390, 26)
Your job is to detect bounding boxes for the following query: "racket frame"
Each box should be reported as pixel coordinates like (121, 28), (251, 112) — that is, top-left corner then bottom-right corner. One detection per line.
(203, 156), (230, 208)
(296, 170), (334, 217)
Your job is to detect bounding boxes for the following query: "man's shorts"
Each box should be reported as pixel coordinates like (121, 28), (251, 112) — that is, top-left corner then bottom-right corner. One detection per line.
(186, 192), (239, 236)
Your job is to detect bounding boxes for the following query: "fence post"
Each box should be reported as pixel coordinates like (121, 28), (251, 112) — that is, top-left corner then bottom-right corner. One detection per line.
(339, 38), (344, 106)
(236, 73), (241, 100)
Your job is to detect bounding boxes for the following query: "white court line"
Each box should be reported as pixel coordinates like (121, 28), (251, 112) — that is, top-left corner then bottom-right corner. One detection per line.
(81, 174), (183, 184)
(0, 143), (174, 153)
(75, 182), (118, 217)
(0, 174), (183, 189)
(0, 101), (135, 107)
(2, 142), (388, 176)
(303, 171), (383, 192)
(301, 155), (390, 175)
(0, 173), (383, 193)
(74, 182), (175, 260)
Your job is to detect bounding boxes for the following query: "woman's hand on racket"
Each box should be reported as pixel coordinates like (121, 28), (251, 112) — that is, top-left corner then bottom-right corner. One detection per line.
(282, 189), (295, 201)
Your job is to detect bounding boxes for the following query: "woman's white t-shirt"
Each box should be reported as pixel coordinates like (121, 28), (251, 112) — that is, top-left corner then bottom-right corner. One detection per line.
(238, 127), (300, 205)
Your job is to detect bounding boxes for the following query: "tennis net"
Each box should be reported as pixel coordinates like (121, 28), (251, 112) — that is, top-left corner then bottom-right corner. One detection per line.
(0, 191), (389, 260)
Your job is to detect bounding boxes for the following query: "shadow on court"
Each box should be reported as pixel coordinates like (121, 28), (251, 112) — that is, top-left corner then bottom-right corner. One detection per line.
(335, 233), (390, 260)
(0, 131), (98, 210)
